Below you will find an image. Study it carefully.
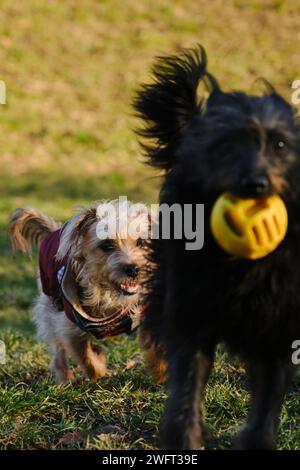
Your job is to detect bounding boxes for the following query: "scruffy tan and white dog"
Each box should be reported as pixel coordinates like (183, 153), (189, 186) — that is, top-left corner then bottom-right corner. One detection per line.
(9, 200), (150, 384)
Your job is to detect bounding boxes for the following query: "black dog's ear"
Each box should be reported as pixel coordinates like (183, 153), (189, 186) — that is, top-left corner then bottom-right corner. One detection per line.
(256, 78), (298, 120)
(134, 45), (219, 171)
(256, 78), (294, 109)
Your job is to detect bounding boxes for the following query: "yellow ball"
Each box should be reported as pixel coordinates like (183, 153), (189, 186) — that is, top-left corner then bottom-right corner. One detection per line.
(210, 193), (288, 259)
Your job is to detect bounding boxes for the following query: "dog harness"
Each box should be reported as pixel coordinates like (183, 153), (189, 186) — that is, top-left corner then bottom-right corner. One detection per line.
(39, 229), (141, 339)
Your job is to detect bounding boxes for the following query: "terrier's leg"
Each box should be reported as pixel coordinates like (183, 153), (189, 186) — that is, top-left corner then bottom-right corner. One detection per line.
(32, 293), (73, 385)
(49, 342), (74, 385)
(145, 343), (167, 384)
(66, 332), (107, 379)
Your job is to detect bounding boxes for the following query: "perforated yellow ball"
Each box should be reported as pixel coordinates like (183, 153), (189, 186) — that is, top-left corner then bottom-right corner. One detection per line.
(210, 193), (288, 259)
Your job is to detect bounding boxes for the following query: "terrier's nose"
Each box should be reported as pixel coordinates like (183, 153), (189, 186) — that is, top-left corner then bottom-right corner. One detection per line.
(123, 264), (140, 278)
(241, 175), (270, 196)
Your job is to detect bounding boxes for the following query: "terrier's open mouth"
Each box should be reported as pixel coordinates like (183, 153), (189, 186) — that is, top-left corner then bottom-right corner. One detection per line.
(116, 280), (139, 296)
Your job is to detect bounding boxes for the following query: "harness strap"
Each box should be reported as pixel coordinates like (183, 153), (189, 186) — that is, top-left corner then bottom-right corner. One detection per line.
(57, 265), (141, 339)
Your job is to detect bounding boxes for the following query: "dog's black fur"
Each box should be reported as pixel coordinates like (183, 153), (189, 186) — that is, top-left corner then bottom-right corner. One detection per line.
(134, 45), (300, 450)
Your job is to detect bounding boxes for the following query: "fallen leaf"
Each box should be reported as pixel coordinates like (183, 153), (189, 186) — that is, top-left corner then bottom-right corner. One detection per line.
(96, 425), (126, 443)
(56, 431), (88, 447)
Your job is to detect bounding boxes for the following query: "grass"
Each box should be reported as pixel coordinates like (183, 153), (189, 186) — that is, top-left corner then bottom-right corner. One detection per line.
(0, 0), (300, 450)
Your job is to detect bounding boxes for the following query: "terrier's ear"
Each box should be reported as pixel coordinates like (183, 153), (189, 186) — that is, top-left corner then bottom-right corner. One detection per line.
(56, 206), (97, 260)
(127, 203), (153, 241)
(76, 207), (97, 237)
(134, 44), (220, 170)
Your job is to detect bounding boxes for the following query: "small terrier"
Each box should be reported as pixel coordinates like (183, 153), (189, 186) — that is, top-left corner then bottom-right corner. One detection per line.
(9, 200), (150, 384)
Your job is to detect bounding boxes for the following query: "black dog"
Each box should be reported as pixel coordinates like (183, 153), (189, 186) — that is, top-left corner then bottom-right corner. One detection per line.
(134, 45), (300, 450)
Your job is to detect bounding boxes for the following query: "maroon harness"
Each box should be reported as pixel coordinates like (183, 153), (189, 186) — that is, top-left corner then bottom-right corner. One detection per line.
(39, 229), (138, 339)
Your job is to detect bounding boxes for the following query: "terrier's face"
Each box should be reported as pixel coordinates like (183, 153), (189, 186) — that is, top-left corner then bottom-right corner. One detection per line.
(80, 217), (149, 302)
(178, 91), (300, 201)
(57, 201), (150, 309)
(95, 235), (147, 297)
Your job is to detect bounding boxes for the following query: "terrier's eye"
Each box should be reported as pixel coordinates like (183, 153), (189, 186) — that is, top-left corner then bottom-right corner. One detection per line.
(270, 136), (289, 155)
(275, 140), (286, 150)
(136, 238), (146, 248)
(99, 239), (115, 252)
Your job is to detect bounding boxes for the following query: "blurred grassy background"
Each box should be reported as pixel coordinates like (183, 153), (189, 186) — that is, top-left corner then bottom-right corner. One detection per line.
(0, 0), (299, 449)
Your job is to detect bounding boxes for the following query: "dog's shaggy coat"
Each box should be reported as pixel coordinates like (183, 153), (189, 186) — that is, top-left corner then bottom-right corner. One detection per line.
(135, 45), (300, 449)
(9, 202), (150, 384)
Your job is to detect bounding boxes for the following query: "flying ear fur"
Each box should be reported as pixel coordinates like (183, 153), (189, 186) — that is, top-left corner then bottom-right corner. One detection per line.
(134, 44), (220, 170)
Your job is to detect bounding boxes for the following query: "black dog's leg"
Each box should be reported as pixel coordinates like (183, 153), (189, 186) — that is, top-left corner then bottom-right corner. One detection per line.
(234, 361), (297, 450)
(161, 345), (214, 450)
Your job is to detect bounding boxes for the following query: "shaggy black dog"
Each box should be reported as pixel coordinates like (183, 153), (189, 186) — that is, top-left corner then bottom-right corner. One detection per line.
(134, 45), (300, 450)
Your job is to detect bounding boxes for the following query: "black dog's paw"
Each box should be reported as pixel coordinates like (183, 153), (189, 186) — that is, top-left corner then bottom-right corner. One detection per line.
(233, 428), (276, 450)
(200, 421), (211, 444)
(161, 423), (205, 450)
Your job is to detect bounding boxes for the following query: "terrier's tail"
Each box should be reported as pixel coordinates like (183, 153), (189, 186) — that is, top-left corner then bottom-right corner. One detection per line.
(9, 207), (61, 255)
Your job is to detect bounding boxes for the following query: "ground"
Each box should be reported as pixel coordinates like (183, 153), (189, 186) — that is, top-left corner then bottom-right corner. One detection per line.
(0, 0), (299, 450)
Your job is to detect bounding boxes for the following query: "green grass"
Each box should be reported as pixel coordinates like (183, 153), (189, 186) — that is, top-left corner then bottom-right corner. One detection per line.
(0, 0), (300, 450)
